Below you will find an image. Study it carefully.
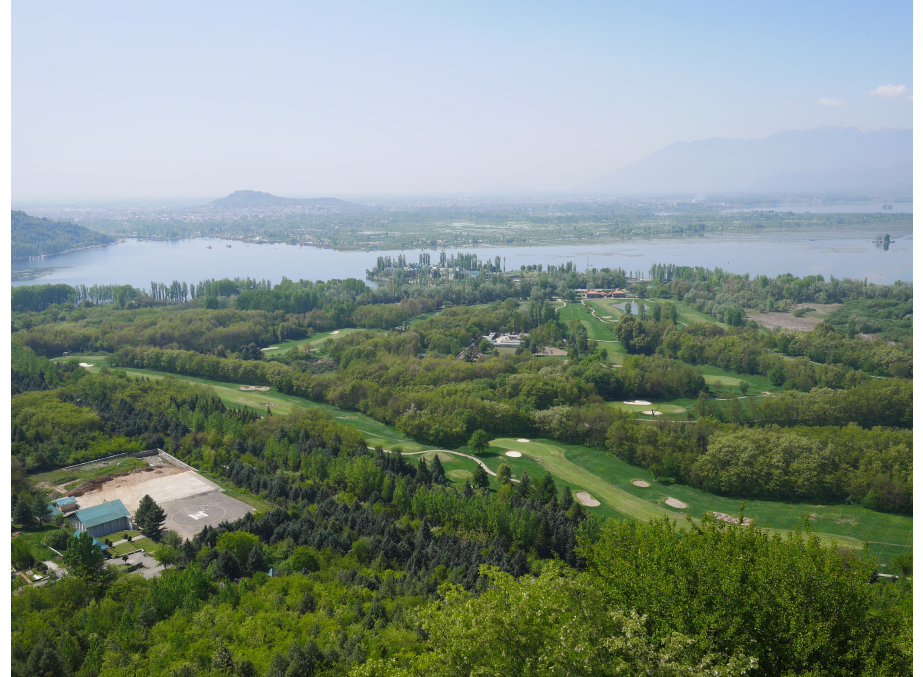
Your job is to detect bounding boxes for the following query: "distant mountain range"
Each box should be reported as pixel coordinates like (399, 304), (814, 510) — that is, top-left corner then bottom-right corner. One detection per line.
(12, 210), (110, 260)
(581, 126), (912, 195)
(208, 190), (354, 208)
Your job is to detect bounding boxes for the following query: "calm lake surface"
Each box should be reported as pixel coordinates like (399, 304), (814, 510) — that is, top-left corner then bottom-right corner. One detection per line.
(12, 224), (913, 288)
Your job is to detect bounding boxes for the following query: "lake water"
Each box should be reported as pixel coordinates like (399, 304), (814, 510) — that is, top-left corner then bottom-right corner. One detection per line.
(611, 302), (645, 315)
(11, 224), (913, 289)
(722, 201), (913, 214)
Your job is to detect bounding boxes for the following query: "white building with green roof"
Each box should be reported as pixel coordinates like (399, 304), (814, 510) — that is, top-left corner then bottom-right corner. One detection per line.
(70, 499), (133, 538)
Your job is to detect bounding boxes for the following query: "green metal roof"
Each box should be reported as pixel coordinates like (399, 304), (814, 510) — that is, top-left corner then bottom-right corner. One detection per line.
(72, 531), (109, 550)
(75, 500), (130, 528)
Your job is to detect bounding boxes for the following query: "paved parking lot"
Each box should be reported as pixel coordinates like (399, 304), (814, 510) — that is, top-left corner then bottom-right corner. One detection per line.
(161, 490), (254, 539)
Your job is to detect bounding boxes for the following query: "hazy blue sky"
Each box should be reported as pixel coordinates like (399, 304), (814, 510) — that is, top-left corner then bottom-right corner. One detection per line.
(13, 1), (913, 201)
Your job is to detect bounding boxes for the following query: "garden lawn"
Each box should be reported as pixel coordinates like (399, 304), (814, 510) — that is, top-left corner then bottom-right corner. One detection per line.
(12, 526), (62, 562)
(107, 536), (163, 557)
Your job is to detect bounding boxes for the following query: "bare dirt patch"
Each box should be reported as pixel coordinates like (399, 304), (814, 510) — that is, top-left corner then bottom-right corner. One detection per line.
(747, 303), (840, 332)
(575, 491), (600, 507)
(260, 403), (279, 407)
(664, 497), (688, 509)
(631, 480), (650, 488)
(710, 512), (753, 526)
(73, 468), (220, 513)
(69, 466), (164, 497)
(536, 347), (568, 356)
(239, 386), (270, 391)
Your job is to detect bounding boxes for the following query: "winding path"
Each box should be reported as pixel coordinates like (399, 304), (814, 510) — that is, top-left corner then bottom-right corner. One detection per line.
(382, 448), (520, 482)
(581, 299), (619, 324)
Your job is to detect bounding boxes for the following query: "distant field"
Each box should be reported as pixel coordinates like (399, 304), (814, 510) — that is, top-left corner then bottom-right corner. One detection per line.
(54, 355), (427, 452)
(556, 301), (627, 363)
(609, 401), (687, 417)
(647, 297), (725, 327)
(263, 327), (363, 356)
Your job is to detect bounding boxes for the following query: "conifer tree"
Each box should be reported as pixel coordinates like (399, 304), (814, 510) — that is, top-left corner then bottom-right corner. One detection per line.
(134, 494), (167, 540)
(472, 464), (490, 489)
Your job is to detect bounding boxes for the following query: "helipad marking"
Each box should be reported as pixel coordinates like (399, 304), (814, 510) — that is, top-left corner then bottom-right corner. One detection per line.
(188, 511), (209, 520)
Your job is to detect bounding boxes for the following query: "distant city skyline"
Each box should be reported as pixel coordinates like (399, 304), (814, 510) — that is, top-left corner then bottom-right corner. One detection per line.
(13, 1), (913, 201)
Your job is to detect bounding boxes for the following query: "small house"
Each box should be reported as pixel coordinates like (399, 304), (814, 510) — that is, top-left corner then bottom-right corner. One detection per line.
(71, 500), (133, 538)
(52, 497), (79, 513)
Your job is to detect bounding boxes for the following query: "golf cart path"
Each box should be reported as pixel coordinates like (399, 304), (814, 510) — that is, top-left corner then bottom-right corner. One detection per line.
(382, 449), (520, 483)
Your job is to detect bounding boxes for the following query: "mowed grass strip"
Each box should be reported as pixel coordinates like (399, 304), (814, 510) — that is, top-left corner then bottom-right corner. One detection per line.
(489, 438), (910, 565)
(262, 327), (363, 355)
(61, 357), (426, 452)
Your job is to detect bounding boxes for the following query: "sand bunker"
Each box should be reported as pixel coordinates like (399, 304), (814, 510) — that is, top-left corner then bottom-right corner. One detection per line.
(623, 400), (652, 406)
(331, 330), (340, 335)
(505, 451), (522, 458)
(631, 480), (650, 488)
(575, 491), (600, 507)
(665, 497), (688, 509)
(643, 410), (663, 416)
(239, 386), (270, 391)
(516, 439), (530, 443)
(260, 403), (279, 407)
(78, 363), (94, 368)
(260, 346), (278, 351)
(711, 512), (753, 526)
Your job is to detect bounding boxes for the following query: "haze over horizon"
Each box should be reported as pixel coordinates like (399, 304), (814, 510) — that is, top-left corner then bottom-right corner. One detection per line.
(14, 1), (913, 201)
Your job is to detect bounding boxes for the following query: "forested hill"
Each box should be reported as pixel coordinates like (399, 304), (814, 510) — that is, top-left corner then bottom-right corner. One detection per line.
(11, 210), (111, 259)
(209, 190), (354, 209)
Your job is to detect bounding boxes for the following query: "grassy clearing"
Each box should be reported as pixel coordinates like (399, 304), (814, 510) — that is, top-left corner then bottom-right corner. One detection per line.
(609, 401), (687, 415)
(107, 536), (163, 556)
(646, 298), (725, 327)
(31, 457), (150, 493)
(557, 301), (628, 364)
(105, 529), (143, 542)
(12, 526), (63, 562)
(407, 311), (440, 327)
(702, 373), (744, 387)
(263, 328), (364, 356)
